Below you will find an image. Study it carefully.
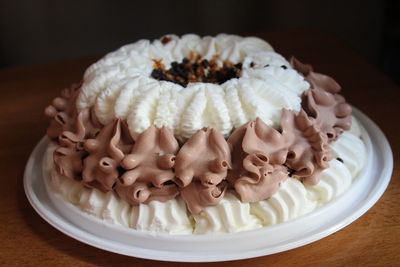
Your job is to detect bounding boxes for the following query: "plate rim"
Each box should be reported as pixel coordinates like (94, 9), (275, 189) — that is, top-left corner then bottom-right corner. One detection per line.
(24, 107), (393, 262)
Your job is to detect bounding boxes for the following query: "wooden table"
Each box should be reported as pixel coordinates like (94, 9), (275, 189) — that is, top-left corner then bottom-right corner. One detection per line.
(1, 30), (399, 266)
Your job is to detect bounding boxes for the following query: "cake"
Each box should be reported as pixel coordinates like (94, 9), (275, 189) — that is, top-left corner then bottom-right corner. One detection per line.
(43, 34), (367, 234)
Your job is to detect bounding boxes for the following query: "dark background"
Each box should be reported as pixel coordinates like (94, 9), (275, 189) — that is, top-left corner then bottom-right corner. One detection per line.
(0, 0), (399, 83)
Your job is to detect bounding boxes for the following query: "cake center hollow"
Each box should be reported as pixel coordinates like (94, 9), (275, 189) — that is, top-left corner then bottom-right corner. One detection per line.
(150, 55), (243, 87)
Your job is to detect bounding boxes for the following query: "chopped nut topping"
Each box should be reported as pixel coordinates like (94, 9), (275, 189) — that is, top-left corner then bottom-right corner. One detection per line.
(151, 54), (242, 87)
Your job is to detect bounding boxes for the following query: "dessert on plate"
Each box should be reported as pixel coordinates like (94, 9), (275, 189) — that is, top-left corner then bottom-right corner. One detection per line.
(42, 34), (367, 234)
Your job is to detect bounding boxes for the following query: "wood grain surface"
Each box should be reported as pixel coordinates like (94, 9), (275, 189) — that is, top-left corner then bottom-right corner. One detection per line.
(0, 30), (399, 266)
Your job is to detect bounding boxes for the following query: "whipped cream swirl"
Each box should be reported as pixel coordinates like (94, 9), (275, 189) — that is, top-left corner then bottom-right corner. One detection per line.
(77, 34), (310, 138)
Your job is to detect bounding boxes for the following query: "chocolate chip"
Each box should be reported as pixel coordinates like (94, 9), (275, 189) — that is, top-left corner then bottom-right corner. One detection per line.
(336, 157), (344, 163)
(151, 68), (162, 78)
(151, 68), (169, 81)
(161, 36), (172, 45)
(281, 65), (287, 69)
(201, 59), (209, 68)
(234, 63), (242, 69)
(182, 57), (189, 64)
(169, 69), (179, 78)
(250, 62), (255, 67)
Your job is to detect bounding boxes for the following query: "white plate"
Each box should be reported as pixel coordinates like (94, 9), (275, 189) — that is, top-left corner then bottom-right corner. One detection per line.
(24, 108), (393, 262)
